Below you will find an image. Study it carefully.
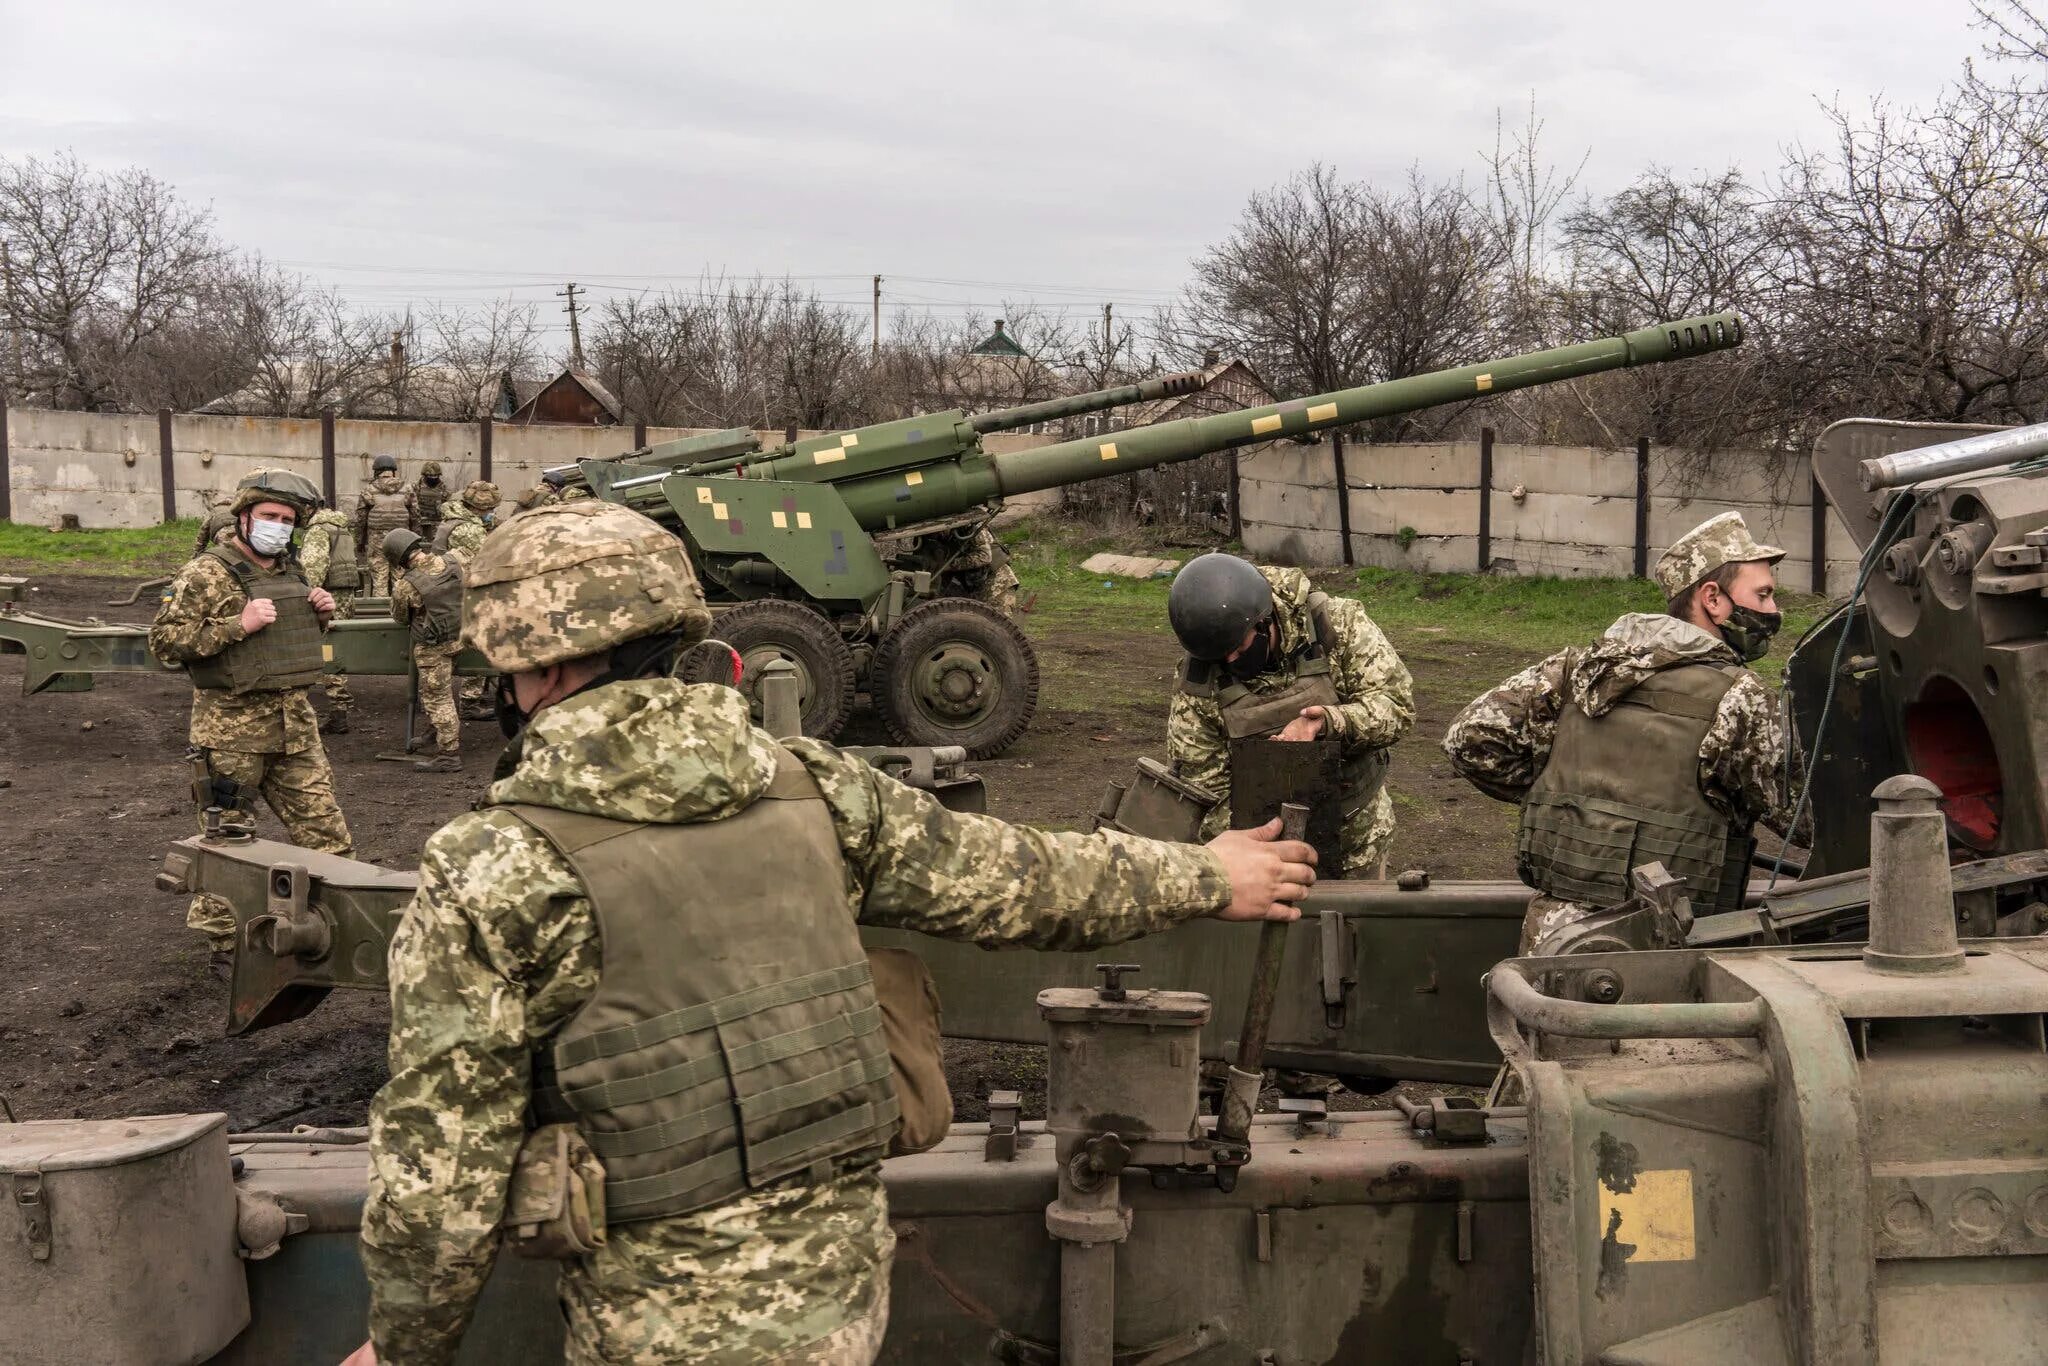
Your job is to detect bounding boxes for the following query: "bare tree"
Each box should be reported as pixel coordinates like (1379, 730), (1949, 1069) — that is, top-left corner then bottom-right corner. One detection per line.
(420, 300), (543, 419)
(0, 152), (225, 409)
(215, 260), (390, 416)
(1482, 95), (1587, 346)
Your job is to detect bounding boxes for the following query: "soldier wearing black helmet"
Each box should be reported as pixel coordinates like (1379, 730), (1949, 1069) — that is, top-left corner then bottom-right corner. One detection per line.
(383, 528), (466, 771)
(148, 468), (354, 960)
(1166, 552), (1416, 878)
(355, 453), (417, 596)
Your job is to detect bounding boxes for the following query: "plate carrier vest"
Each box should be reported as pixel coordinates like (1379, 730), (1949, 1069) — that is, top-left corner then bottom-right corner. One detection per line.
(505, 748), (899, 1225)
(401, 555), (464, 647)
(185, 547), (330, 695)
(1517, 662), (1754, 915)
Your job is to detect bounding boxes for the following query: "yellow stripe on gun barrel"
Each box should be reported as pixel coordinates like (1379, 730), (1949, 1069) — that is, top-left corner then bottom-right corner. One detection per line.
(1251, 414), (1283, 436)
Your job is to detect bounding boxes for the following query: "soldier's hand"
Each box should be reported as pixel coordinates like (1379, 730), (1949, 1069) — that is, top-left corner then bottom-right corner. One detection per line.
(339, 1341), (377, 1366)
(1207, 819), (1317, 922)
(1275, 706), (1326, 742)
(309, 587), (336, 618)
(239, 597), (278, 634)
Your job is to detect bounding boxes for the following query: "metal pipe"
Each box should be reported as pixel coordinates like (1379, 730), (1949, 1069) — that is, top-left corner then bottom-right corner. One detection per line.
(1487, 964), (1766, 1039)
(1215, 803), (1311, 1156)
(1858, 419), (2048, 490)
(966, 369), (1207, 435)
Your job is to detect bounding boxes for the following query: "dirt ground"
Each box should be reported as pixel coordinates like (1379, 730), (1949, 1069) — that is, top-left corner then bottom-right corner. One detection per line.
(0, 572), (1531, 1130)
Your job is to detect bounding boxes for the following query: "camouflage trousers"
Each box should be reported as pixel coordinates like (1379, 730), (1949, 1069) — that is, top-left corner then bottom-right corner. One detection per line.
(188, 744), (353, 949)
(366, 556), (397, 598)
(1520, 893), (1596, 955)
(321, 591), (355, 717)
(414, 640), (462, 754)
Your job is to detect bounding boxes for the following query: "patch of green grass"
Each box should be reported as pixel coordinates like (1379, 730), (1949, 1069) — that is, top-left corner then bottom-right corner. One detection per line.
(0, 520), (198, 576)
(1008, 518), (1825, 683)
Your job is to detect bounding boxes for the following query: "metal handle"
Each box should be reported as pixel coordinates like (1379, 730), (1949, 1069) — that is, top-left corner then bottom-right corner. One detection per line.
(1486, 963), (1765, 1040)
(1215, 802), (1312, 1163)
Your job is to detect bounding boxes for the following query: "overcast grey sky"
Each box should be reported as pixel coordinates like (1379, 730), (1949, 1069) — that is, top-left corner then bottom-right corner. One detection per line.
(0, 0), (1990, 351)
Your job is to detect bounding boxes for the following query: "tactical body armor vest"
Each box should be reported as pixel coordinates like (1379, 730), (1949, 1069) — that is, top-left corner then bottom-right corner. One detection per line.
(1518, 663), (1754, 914)
(1178, 592), (1391, 815)
(430, 515), (464, 554)
(401, 556), (464, 646)
(320, 523), (361, 593)
(415, 480), (448, 531)
(185, 547), (330, 695)
(362, 484), (412, 537)
(508, 749), (898, 1225)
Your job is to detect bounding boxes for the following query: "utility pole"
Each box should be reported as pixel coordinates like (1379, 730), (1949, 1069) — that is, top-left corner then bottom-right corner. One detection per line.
(558, 282), (586, 369)
(1101, 302), (1114, 373)
(871, 274), (882, 359)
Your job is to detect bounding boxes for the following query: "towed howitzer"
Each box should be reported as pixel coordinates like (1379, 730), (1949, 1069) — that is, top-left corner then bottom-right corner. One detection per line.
(569, 314), (1745, 755)
(39, 778), (2048, 1362)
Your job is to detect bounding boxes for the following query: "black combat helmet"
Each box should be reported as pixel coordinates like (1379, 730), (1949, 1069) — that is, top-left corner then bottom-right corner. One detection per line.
(1168, 553), (1273, 661)
(381, 527), (424, 567)
(372, 454), (399, 476)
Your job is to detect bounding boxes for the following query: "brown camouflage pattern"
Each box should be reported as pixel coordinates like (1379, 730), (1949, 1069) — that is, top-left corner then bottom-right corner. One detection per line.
(462, 501), (712, 671)
(362, 680), (1228, 1363)
(1166, 566), (1414, 875)
(462, 479), (502, 513)
(1440, 611), (1806, 951)
(1653, 510), (1786, 600)
(183, 744), (352, 946)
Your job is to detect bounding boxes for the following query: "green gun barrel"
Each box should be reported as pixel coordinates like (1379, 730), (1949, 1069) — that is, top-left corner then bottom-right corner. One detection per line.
(752, 312), (1740, 529)
(964, 369), (1207, 435)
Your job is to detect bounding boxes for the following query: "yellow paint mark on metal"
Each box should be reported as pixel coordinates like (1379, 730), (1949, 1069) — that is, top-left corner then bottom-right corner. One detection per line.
(322, 644), (334, 662)
(905, 470), (924, 486)
(842, 433), (858, 448)
(813, 448), (847, 465)
(1601, 1169), (1695, 1263)
(796, 512), (813, 530)
(1306, 402), (1338, 423)
(711, 502), (729, 521)
(1251, 413), (1283, 436)
(1099, 442), (1119, 461)
(696, 486), (714, 503)
(1476, 373), (1494, 392)
(772, 510), (788, 529)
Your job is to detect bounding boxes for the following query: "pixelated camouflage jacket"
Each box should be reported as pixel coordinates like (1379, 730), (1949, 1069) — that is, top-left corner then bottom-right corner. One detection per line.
(438, 501), (490, 559)
(147, 542), (323, 754)
(1166, 566), (1415, 865)
(1441, 611), (1805, 840)
(362, 679), (1231, 1365)
(297, 508), (354, 599)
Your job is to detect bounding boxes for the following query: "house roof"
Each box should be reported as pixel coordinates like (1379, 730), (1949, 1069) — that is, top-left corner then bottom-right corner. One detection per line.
(968, 319), (1030, 358)
(1110, 357), (1275, 429)
(507, 367), (626, 425)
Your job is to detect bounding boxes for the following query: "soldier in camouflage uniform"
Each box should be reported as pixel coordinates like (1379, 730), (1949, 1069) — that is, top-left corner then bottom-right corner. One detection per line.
(148, 469), (353, 955)
(344, 501), (1317, 1366)
(355, 454), (418, 597)
(192, 489), (238, 555)
(1166, 554), (1415, 877)
(414, 461), (451, 542)
(382, 529), (465, 771)
(511, 480), (561, 513)
(435, 480), (502, 715)
(1443, 512), (1805, 954)
(298, 499), (362, 733)
(950, 525), (1021, 615)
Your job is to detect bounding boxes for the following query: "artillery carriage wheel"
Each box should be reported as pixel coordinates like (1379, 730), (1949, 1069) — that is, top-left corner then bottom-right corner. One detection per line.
(871, 599), (1038, 758)
(681, 599), (856, 741)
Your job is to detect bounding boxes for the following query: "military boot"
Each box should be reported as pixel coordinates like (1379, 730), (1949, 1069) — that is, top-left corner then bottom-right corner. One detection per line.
(415, 751), (461, 772)
(322, 710), (351, 735)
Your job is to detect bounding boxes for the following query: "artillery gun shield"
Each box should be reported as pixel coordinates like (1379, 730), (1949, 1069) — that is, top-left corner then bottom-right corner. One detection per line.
(661, 475), (888, 607)
(1226, 736), (1345, 869)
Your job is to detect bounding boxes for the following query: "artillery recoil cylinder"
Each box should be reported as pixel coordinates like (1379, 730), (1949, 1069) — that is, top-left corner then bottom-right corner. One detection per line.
(1857, 419), (2048, 490)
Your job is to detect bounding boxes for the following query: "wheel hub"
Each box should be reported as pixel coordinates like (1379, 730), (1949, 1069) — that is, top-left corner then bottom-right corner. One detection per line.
(740, 644), (812, 714)
(913, 643), (999, 723)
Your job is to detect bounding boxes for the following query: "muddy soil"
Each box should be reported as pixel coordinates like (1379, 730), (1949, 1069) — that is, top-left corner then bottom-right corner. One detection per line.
(0, 573), (1529, 1130)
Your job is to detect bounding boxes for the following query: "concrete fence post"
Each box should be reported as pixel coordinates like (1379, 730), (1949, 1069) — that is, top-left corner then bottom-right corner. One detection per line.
(1633, 436), (1651, 579)
(0, 390), (11, 524)
(1477, 426), (1494, 574)
(157, 407), (176, 524)
(320, 406), (337, 508)
(479, 415), (493, 482)
(1810, 472), (1828, 596)
(633, 419), (648, 450)
(1227, 449), (1242, 543)
(1331, 432), (1354, 568)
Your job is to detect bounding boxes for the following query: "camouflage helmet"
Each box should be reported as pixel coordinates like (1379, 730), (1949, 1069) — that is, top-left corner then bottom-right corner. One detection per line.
(381, 527), (425, 567)
(462, 479), (501, 512)
(462, 500), (711, 671)
(372, 454), (398, 476)
(1168, 552), (1273, 660)
(1654, 512), (1787, 600)
(421, 461), (443, 478)
(229, 468), (321, 517)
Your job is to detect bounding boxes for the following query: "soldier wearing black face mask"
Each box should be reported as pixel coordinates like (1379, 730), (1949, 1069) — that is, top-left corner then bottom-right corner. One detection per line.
(1166, 553), (1416, 879)
(1444, 511), (1807, 955)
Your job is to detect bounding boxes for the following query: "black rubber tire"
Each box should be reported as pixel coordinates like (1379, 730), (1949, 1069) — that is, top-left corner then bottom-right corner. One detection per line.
(687, 600), (856, 741)
(871, 599), (1039, 758)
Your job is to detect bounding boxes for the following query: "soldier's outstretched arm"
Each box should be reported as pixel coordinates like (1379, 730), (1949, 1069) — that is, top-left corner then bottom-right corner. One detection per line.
(789, 739), (1309, 949)
(360, 810), (592, 1366)
(1320, 605), (1415, 748)
(1440, 650), (1572, 803)
(146, 559), (247, 666)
